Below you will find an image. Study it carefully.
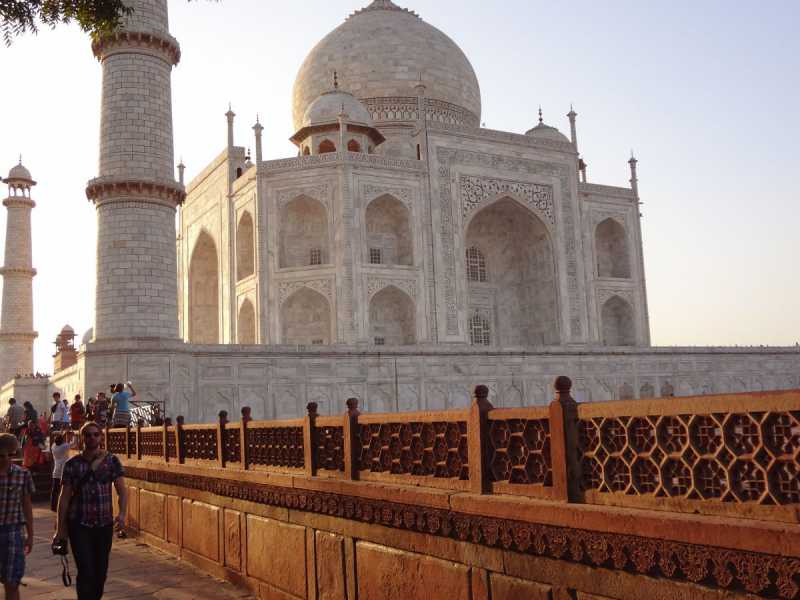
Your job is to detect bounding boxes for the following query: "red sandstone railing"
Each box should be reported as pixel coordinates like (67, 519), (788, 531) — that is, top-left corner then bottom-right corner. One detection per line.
(104, 378), (800, 522)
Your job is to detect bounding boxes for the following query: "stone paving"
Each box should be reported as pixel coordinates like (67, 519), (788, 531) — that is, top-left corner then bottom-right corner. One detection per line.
(22, 505), (253, 599)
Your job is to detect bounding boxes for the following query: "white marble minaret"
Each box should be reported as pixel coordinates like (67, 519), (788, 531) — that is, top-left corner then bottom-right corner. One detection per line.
(0, 161), (38, 383)
(85, 0), (184, 340)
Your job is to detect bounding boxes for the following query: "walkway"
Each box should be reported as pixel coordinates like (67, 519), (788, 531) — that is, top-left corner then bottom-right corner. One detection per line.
(23, 506), (253, 599)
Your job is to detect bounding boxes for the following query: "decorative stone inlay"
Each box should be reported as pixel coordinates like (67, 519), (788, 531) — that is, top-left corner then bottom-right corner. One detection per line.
(92, 30), (181, 65)
(262, 152), (425, 174)
(436, 148), (581, 338)
(278, 279), (334, 306)
(277, 184), (330, 210)
(361, 183), (412, 208)
(85, 177), (186, 207)
(459, 175), (554, 225)
(2, 197), (35, 209)
(0, 267), (37, 277)
(360, 97), (480, 127)
(592, 211), (627, 229)
(367, 276), (417, 300)
(125, 465), (800, 600)
(597, 288), (635, 307)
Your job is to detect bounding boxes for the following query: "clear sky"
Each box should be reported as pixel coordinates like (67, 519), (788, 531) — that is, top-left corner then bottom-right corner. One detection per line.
(1, 0), (799, 373)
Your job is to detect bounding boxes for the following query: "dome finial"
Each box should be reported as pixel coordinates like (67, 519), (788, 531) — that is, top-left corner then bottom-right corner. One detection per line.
(538, 106), (543, 124)
(333, 70), (339, 90)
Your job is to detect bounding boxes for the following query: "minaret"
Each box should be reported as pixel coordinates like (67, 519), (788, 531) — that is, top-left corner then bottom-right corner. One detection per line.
(85, 0), (184, 341)
(0, 161), (38, 383)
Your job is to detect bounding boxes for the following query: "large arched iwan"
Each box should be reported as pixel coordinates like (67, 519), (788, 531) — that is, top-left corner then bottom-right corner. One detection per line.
(464, 197), (559, 346)
(188, 231), (219, 344)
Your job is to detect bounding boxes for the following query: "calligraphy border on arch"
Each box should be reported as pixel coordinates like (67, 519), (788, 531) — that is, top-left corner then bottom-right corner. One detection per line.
(367, 276), (418, 301)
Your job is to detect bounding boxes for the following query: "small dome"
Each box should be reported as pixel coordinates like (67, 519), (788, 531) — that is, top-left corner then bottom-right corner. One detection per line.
(6, 162), (33, 182)
(302, 89), (373, 128)
(525, 121), (570, 143)
(81, 328), (94, 345)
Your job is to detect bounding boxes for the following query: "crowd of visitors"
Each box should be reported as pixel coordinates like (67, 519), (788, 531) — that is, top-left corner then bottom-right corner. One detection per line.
(0, 383), (135, 599)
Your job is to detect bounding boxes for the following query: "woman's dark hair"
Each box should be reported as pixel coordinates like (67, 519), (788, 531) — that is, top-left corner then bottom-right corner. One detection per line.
(53, 434), (64, 445)
(114, 383), (124, 393)
(23, 401), (32, 408)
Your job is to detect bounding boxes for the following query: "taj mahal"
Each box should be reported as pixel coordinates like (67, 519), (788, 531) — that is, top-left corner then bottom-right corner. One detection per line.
(1, 0), (798, 421)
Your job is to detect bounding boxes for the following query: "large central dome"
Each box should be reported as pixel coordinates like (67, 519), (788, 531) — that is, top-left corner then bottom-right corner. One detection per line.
(292, 0), (481, 131)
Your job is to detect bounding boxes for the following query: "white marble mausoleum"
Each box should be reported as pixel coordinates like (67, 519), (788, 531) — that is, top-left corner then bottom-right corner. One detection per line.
(1, 0), (798, 420)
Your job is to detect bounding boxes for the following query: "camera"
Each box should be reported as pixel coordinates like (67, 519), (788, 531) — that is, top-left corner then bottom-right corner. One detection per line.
(51, 539), (68, 556)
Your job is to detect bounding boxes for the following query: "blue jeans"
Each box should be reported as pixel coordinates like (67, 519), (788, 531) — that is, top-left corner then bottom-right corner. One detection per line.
(68, 523), (113, 600)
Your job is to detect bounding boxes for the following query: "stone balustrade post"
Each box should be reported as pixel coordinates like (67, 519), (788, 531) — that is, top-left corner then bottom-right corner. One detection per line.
(549, 376), (580, 503)
(163, 417), (171, 463)
(468, 385), (494, 494)
(136, 420), (143, 460)
(125, 424), (132, 459)
(176, 416), (185, 464)
(217, 410), (228, 468)
(343, 398), (360, 480)
(240, 406), (251, 470)
(304, 402), (318, 477)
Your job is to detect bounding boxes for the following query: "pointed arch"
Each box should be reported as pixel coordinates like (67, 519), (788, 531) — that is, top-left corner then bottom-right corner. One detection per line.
(281, 288), (331, 345)
(465, 197), (559, 346)
(238, 298), (256, 344)
(596, 218), (631, 278)
(236, 211), (255, 280)
(601, 295), (636, 346)
(318, 139), (336, 154)
(188, 231), (219, 344)
(279, 195), (330, 268)
(364, 194), (413, 266)
(347, 139), (361, 152)
(368, 285), (416, 345)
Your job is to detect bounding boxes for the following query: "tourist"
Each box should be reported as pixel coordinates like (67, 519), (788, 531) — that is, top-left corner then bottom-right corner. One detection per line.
(21, 420), (45, 469)
(70, 394), (86, 431)
(50, 392), (66, 431)
(85, 397), (96, 423)
(4, 399), (25, 438)
(0, 433), (34, 600)
(110, 382), (136, 428)
(54, 422), (127, 600)
(49, 433), (72, 513)
(94, 392), (110, 427)
(21, 401), (37, 426)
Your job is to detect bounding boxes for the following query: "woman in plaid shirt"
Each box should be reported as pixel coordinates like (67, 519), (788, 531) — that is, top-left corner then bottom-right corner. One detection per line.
(0, 433), (34, 600)
(54, 422), (127, 600)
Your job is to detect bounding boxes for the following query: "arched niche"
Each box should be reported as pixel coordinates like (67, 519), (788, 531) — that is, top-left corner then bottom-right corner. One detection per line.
(279, 196), (329, 268)
(365, 194), (413, 266)
(465, 197), (559, 346)
(318, 139), (336, 154)
(188, 231), (219, 344)
(595, 218), (631, 278)
(238, 298), (256, 344)
(600, 295), (636, 346)
(369, 286), (416, 345)
(281, 288), (331, 345)
(347, 139), (361, 152)
(236, 211), (255, 280)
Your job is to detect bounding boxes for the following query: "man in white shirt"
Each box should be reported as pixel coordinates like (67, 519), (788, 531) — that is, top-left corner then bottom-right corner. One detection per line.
(49, 433), (72, 512)
(51, 393), (67, 431)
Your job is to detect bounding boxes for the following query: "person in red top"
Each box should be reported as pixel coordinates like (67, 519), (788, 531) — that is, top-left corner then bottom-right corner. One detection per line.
(69, 395), (86, 431)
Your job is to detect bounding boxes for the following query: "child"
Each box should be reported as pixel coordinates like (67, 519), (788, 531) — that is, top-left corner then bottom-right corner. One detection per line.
(0, 433), (34, 600)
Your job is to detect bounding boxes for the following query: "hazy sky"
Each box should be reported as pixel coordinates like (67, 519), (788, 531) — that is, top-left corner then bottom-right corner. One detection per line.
(1, 0), (799, 372)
